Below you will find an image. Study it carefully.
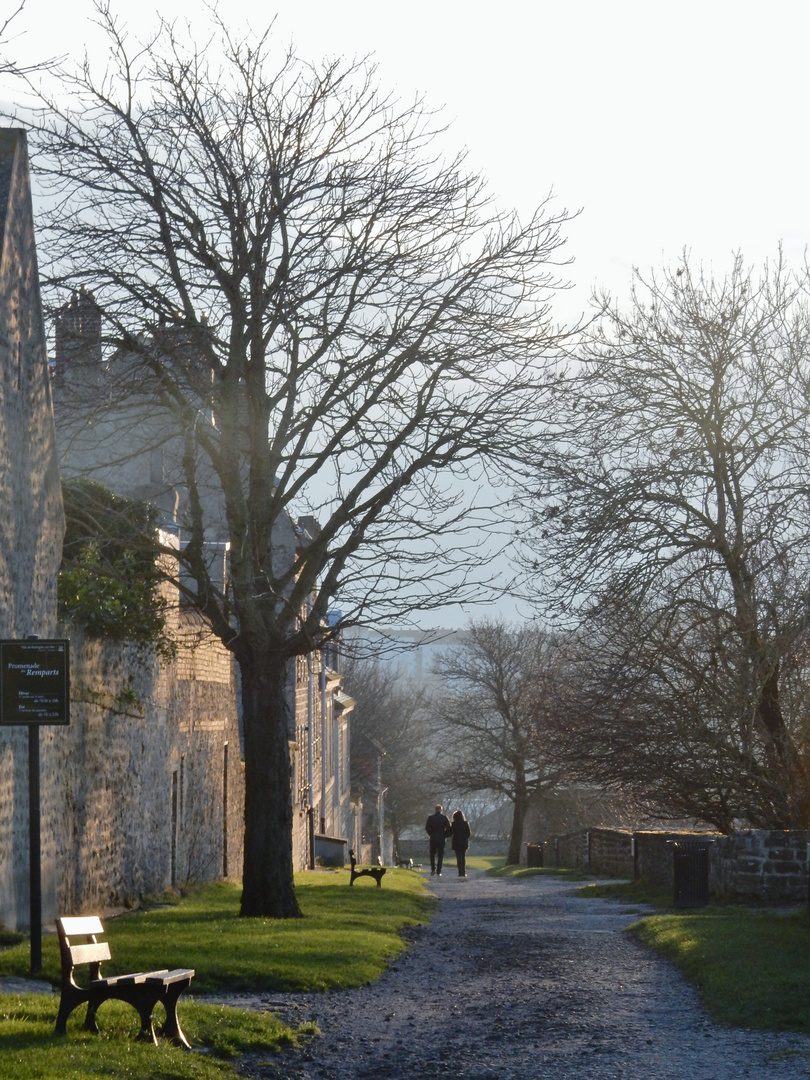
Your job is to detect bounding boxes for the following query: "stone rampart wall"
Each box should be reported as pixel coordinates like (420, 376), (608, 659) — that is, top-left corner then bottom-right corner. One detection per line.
(0, 627), (244, 929)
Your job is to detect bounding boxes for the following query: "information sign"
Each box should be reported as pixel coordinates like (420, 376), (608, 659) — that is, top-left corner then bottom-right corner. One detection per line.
(0, 639), (70, 726)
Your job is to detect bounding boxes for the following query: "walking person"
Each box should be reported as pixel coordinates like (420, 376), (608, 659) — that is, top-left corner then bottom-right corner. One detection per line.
(450, 809), (471, 877)
(425, 804), (451, 876)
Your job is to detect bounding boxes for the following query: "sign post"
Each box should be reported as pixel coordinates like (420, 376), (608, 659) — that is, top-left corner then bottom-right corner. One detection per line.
(0, 639), (69, 973)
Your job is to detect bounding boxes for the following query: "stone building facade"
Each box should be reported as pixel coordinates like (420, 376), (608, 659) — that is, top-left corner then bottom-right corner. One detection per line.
(0, 129), (246, 928)
(0, 129), (66, 929)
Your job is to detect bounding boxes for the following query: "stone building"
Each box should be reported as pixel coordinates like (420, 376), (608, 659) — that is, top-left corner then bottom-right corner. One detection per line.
(0, 129), (66, 928)
(0, 129), (248, 928)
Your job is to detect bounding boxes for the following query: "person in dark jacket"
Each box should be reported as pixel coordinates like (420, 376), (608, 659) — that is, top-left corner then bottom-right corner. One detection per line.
(450, 809), (471, 877)
(425, 804), (452, 876)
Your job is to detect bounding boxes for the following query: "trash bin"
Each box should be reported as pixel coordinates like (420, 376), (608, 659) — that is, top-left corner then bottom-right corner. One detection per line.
(672, 840), (710, 909)
(526, 843), (543, 868)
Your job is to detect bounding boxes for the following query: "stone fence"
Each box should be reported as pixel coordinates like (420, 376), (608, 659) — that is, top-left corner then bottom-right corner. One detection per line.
(537, 826), (810, 904)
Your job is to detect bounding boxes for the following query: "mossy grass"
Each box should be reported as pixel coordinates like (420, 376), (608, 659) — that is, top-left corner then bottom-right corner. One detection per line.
(466, 855), (506, 873)
(490, 861), (595, 881)
(577, 877), (673, 909)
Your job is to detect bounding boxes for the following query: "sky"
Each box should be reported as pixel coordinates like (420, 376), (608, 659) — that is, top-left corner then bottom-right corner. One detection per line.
(8, 0), (810, 324)
(5, 0), (810, 628)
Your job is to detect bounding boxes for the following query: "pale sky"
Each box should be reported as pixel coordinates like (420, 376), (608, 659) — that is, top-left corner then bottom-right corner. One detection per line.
(6, 0), (809, 628)
(8, 0), (810, 323)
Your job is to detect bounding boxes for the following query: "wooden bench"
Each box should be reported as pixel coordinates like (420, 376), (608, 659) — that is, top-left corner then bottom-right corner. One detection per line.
(349, 848), (386, 887)
(54, 915), (195, 1048)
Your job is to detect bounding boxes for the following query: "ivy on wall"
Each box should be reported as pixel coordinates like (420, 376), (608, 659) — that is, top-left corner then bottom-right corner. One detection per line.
(58, 478), (176, 661)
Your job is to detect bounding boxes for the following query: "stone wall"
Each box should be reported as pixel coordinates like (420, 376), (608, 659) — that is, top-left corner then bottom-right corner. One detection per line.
(631, 831), (720, 886)
(538, 825), (810, 904)
(711, 831), (808, 903)
(53, 625), (243, 921)
(0, 129), (65, 929)
(0, 623), (245, 929)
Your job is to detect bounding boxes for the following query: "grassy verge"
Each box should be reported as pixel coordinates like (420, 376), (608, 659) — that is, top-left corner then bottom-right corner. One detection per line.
(630, 908), (810, 1032)
(489, 861), (596, 881)
(0, 994), (312, 1079)
(574, 877), (810, 1032)
(0, 869), (430, 993)
(577, 877), (672, 909)
(0, 867), (430, 1078)
(466, 855), (506, 873)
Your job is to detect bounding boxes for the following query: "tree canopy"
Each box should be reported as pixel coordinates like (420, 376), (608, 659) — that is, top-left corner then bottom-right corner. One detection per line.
(58, 478), (175, 660)
(526, 254), (810, 829)
(16, 5), (571, 914)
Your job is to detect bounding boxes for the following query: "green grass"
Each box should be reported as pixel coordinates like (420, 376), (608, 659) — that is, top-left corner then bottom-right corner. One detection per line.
(489, 861), (595, 881)
(572, 877), (810, 1032)
(0, 868), (430, 1078)
(0, 869), (430, 994)
(630, 907), (810, 1032)
(466, 855), (506, 873)
(577, 877), (673, 909)
(0, 993), (312, 1078)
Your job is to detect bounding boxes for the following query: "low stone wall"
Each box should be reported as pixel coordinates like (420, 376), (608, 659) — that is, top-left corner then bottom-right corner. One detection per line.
(540, 828), (633, 876)
(712, 831), (809, 903)
(633, 831), (720, 886)
(537, 825), (810, 904)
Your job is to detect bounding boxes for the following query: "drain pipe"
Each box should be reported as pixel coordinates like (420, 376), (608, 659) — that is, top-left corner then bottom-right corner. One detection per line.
(307, 651), (315, 869)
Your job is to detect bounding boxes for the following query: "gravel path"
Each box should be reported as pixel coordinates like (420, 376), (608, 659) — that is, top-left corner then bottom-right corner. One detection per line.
(217, 868), (810, 1080)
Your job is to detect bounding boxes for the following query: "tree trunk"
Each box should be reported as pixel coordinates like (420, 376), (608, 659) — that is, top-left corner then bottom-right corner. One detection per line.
(506, 770), (529, 865)
(757, 662), (810, 829)
(239, 651), (302, 918)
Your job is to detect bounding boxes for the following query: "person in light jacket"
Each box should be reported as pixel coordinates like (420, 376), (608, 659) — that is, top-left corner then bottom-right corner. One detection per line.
(450, 809), (471, 878)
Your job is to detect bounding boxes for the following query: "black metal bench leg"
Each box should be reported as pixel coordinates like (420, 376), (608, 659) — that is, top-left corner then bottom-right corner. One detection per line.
(158, 984), (192, 1049)
(84, 998), (101, 1034)
(55, 995), (80, 1036)
(134, 1005), (159, 1045)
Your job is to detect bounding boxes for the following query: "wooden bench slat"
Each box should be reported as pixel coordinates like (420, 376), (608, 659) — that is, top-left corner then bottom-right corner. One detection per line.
(69, 942), (111, 966)
(58, 916), (104, 936)
(98, 969), (168, 987)
(144, 969), (194, 984)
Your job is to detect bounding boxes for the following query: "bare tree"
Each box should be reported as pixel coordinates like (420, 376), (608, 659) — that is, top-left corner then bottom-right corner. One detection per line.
(341, 652), (432, 856)
(16, 7), (571, 915)
(526, 254), (810, 829)
(431, 620), (562, 864)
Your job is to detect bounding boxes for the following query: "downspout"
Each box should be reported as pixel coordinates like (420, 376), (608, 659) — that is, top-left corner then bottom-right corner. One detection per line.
(307, 651), (315, 869)
(320, 659), (327, 834)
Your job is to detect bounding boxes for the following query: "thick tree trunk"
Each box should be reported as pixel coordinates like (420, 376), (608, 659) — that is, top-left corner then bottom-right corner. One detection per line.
(239, 652), (302, 918)
(506, 770), (529, 865)
(757, 662), (810, 829)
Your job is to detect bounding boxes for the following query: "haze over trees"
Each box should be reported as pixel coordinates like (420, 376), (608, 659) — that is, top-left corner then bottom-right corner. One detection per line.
(15, 6), (571, 914)
(430, 620), (562, 864)
(341, 652), (432, 858)
(525, 255), (810, 831)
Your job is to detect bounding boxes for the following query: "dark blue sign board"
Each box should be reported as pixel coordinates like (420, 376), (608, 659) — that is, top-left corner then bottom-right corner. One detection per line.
(0, 637), (70, 973)
(0, 639), (70, 726)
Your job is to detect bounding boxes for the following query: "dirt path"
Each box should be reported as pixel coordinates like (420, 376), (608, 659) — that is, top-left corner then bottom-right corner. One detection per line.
(226, 869), (810, 1080)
